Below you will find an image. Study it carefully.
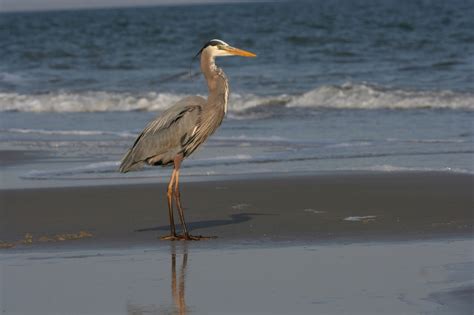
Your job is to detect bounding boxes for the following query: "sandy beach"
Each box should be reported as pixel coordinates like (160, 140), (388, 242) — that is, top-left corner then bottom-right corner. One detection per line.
(2, 132), (472, 312)
(1, 172), (473, 314)
(1, 172), (472, 246)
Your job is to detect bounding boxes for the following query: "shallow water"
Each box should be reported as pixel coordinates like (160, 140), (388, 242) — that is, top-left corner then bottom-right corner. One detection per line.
(1, 239), (473, 314)
(0, 108), (472, 188)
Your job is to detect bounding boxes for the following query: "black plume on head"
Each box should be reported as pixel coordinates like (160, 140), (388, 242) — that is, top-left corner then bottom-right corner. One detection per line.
(194, 39), (228, 59)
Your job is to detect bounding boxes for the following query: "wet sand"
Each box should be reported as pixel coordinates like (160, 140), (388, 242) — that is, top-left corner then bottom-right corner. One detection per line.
(1, 172), (472, 246)
(1, 172), (473, 314)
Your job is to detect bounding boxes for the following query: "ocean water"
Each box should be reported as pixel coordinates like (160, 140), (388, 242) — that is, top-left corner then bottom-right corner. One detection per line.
(0, 1), (473, 188)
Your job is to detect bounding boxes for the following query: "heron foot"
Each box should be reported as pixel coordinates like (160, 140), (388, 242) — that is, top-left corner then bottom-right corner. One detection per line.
(160, 234), (181, 241)
(181, 234), (217, 241)
(160, 234), (217, 241)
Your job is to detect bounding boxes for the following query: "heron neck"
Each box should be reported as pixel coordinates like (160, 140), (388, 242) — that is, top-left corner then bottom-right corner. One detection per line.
(201, 55), (229, 114)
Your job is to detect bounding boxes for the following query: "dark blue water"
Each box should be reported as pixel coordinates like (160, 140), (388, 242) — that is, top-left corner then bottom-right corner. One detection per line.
(0, 1), (473, 188)
(1, 1), (473, 96)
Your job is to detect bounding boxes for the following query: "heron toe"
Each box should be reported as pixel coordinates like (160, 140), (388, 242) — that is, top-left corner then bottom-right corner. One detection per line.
(160, 234), (181, 241)
(159, 234), (217, 241)
(181, 234), (218, 241)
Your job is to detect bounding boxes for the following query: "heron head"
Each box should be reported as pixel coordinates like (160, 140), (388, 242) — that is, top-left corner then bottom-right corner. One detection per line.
(195, 39), (256, 59)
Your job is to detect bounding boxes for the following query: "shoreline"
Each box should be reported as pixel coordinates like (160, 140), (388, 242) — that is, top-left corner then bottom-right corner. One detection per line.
(1, 145), (473, 190)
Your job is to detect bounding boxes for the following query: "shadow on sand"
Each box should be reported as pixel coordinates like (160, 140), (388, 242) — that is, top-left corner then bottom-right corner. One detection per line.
(135, 212), (270, 233)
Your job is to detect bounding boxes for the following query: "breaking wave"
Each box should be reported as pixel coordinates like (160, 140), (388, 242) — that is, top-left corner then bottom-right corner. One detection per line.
(0, 91), (185, 112)
(1, 83), (473, 112)
(350, 164), (473, 174)
(287, 83), (474, 110)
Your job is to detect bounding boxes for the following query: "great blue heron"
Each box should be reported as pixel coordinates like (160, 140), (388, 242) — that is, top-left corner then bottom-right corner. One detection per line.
(119, 39), (256, 240)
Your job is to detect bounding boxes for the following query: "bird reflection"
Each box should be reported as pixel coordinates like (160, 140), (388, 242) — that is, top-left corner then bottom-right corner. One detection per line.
(170, 243), (189, 315)
(126, 244), (189, 315)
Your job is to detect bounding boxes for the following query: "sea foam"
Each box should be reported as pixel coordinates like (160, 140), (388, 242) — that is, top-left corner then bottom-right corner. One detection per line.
(0, 91), (185, 112)
(287, 83), (474, 110)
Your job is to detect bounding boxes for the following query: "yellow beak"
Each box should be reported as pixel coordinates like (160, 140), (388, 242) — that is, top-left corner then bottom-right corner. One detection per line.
(223, 46), (257, 57)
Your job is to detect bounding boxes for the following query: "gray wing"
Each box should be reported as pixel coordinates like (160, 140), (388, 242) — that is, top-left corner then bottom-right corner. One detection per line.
(119, 96), (206, 172)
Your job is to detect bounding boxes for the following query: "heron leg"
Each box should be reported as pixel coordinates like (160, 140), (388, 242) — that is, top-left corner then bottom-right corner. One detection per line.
(160, 167), (179, 240)
(172, 156), (190, 236)
(172, 155), (216, 241)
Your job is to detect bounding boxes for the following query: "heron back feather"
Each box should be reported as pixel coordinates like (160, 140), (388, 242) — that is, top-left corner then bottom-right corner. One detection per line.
(119, 96), (206, 172)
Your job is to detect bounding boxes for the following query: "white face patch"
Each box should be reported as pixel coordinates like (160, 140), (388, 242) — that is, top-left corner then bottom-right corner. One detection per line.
(203, 39), (235, 58)
(205, 44), (233, 58)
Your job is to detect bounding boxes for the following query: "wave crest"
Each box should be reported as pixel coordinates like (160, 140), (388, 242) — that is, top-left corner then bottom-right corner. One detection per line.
(1, 83), (473, 113)
(287, 83), (474, 110)
(0, 91), (185, 112)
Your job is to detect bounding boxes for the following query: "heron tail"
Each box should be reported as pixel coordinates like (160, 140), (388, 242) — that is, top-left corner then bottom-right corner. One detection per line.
(119, 149), (143, 173)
